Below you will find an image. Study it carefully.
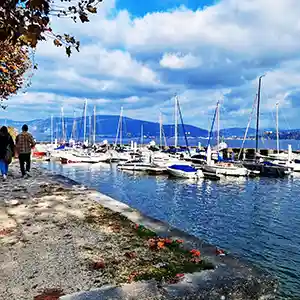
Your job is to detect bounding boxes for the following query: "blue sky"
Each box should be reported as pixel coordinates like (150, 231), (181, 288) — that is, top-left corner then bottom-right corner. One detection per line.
(2, 0), (300, 129)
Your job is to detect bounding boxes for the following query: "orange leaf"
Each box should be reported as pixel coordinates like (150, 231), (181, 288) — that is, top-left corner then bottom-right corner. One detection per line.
(54, 39), (62, 47)
(157, 241), (165, 249)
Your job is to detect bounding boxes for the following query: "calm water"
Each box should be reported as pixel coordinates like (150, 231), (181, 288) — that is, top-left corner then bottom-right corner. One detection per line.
(42, 162), (300, 299)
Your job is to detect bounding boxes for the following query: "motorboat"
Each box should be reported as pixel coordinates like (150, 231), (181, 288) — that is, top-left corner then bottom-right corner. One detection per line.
(203, 162), (250, 177)
(243, 160), (292, 177)
(167, 164), (204, 179)
(117, 159), (154, 171)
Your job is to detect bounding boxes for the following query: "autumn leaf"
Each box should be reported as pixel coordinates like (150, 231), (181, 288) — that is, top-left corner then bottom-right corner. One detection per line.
(54, 39), (62, 47)
(157, 241), (165, 249)
(66, 46), (71, 57)
(87, 6), (97, 13)
(0, 41), (32, 103)
(79, 13), (89, 23)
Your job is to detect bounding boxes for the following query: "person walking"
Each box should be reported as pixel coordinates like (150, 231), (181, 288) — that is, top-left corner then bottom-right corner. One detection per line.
(0, 126), (15, 180)
(16, 124), (36, 177)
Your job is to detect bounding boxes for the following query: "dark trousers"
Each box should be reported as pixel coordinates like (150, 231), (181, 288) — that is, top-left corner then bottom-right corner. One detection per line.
(19, 153), (31, 176)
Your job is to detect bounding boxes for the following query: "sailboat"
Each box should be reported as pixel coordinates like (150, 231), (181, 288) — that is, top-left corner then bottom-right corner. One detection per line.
(108, 107), (134, 162)
(242, 76), (292, 177)
(166, 96), (204, 179)
(265, 103), (299, 172)
(202, 101), (249, 177)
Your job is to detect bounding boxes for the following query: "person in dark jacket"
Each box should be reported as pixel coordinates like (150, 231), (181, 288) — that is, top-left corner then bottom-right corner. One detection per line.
(0, 126), (15, 180)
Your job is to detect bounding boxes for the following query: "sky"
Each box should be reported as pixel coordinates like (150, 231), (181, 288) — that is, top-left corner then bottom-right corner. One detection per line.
(2, 0), (300, 129)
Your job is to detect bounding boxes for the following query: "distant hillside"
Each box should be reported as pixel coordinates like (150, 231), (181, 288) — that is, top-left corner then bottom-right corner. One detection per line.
(1, 116), (298, 141)
(0, 115), (209, 141)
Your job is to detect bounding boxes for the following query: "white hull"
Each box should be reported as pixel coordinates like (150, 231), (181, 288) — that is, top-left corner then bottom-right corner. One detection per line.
(292, 163), (300, 172)
(117, 163), (153, 171)
(213, 166), (249, 177)
(167, 167), (197, 179)
(60, 152), (109, 164)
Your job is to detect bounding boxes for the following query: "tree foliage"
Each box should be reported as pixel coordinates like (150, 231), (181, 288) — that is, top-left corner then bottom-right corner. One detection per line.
(0, 42), (32, 106)
(0, 0), (102, 56)
(8, 126), (17, 140)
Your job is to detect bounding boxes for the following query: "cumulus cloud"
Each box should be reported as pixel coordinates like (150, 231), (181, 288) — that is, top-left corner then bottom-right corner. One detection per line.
(160, 53), (202, 69)
(2, 0), (300, 129)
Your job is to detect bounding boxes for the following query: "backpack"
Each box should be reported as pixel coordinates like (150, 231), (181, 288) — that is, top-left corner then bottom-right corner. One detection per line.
(5, 142), (12, 165)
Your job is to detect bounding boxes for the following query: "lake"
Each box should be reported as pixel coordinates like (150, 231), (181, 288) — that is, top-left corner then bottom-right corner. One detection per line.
(42, 161), (300, 299)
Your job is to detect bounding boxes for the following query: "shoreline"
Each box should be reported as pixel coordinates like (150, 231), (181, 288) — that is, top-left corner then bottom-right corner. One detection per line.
(0, 163), (277, 299)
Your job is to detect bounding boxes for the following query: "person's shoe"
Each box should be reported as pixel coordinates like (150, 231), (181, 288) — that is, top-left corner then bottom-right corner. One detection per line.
(3, 174), (7, 181)
(26, 171), (32, 177)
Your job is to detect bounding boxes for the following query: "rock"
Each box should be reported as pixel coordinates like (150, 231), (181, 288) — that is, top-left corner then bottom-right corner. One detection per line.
(9, 200), (20, 206)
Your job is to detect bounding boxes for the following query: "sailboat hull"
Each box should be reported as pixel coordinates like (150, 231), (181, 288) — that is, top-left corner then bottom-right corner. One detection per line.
(243, 162), (291, 177)
(203, 164), (249, 177)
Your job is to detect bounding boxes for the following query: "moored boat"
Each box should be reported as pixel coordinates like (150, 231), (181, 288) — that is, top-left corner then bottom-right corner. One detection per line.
(167, 164), (200, 179)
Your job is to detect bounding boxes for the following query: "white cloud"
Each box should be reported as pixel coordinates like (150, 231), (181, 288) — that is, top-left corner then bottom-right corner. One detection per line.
(4, 0), (300, 129)
(160, 53), (202, 69)
(122, 96), (140, 103)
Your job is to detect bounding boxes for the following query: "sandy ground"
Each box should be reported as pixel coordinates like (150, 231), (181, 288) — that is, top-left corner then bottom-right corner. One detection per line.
(0, 164), (209, 300)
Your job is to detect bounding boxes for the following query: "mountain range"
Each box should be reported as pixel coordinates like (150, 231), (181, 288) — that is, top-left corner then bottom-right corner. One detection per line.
(0, 115), (297, 141)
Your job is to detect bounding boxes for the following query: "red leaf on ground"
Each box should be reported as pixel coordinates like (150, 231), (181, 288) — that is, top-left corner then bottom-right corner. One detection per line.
(190, 257), (202, 264)
(125, 251), (137, 259)
(0, 228), (14, 236)
(190, 249), (201, 257)
(34, 289), (64, 300)
(92, 260), (105, 270)
(128, 271), (138, 283)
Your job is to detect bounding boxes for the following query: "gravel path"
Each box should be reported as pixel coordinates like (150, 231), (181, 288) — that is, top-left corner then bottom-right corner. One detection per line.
(0, 164), (111, 299)
(0, 164), (209, 300)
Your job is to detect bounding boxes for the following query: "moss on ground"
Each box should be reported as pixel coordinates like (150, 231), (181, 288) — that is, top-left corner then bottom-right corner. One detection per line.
(83, 204), (214, 284)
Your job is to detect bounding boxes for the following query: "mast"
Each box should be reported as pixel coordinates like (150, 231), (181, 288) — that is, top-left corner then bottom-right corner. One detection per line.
(140, 123), (143, 146)
(177, 97), (190, 156)
(120, 106), (123, 147)
(83, 99), (87, 143)
(238, 94), (258, 160)
(174, 95), (178, 147)
(159, 112), (163, 148)
(89, 115), (92, 144)
(276, 102), (279, 154)
(114, 107), (123, 148)
(93, 105), (96, 145)
(256, 75), (264, 154)
(207, 101), (218, 149)
(216, 101), (220, 151)
(71, 110), (76, 140)
(50, 115), (53, 144)
(61, 106), (65, 142)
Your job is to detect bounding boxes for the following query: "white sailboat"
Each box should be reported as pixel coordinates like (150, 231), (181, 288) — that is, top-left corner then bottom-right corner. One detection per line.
(108, 107), (132, 162)
(267, 103), (297, 173)
(166, 96), (204, 179)
(204, 101), (249, 177)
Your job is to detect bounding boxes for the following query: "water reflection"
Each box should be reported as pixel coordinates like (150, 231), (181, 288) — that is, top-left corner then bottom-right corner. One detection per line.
(42, 161), (300, 298)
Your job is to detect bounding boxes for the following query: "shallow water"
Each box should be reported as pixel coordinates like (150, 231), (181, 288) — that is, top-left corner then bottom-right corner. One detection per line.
(42, 161), (300, 299)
